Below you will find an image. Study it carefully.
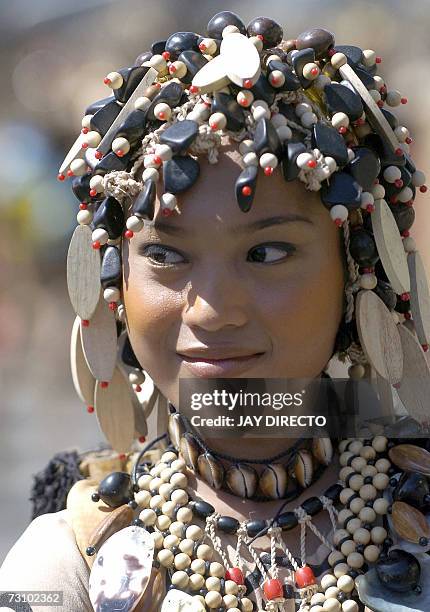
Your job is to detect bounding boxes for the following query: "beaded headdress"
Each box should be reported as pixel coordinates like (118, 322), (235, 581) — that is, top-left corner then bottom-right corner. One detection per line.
(59, 12), (430, 454)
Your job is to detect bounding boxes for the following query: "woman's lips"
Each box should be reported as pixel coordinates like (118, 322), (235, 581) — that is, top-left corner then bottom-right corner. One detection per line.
(176, 352), (265, 376)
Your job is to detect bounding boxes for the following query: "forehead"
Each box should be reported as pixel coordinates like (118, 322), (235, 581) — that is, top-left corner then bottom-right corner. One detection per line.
(146, 137), (324, 229)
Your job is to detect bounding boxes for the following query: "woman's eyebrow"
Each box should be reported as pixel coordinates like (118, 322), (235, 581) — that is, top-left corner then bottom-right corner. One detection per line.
(149, 214), (314, 236)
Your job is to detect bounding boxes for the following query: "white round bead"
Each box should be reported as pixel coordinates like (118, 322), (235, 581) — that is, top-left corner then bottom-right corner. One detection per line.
(341, 601), (359, 612)
(349, 497), (365, 514)
(331, 112), (349, 129)
(398, 186), (414, 203)
(373, 497), (389, 515)
(330, 205), (349, 224)
(359, 484), (377, 501)
(191, 558), (206, 574)
(161, 500), (176, 517)
(163, 534), (179, 549)
(359, 507), (376, 523)
(196, 544), (213, 560)
(77, 210), (93, 225)
(271, 113), (287, 128)
(205, 591), (222, 607)
(159, 483), (174, 499)
(179, 538), (194, 556)
(302, 62), (320, 80)
(143, 154), (161, 169)
(370, 526), (387, 544)
(134, 96), (152, 111)
(239, 139), (255, 155)
(386, 90), (402, 106)
(225, 580), (239, 595)
(331, 52), (347, 69)
(189, 573), (205, 590)
(268, 70), (286, 88)
(206, 575), (220, 591)
(222, 25), (240, 36)
(337, 573), (355, 594)
(301, 111), (318, 127)
(174, 552), (191, 570)
(295, 102), (312, 117)
(403, 236), (416, 253)
(81, 114), (93, 129)
(361, 465), (377, 478)
(154, 102), (172, 121)
(364, 544), (380, 562)
(375, 458), (390, 473)
(142, 167), (159, 182)
(359, 273), (377, 290)
(362, 49), (376, 66)
(372, 436), (388, 452)
(237, 90), (254, 108)
(348, 364), (366, 380)
(157, 548), (174, 567)
(394, 126), (409, 142)
(353, 527), (371, 545)
(338, 509), (354, 525)
(259, 152), (278, 169)
(324, 587), (339, 600)
(152, 530), (163, 548)
(176, 506), (193, 523)
(339, 467), (355, 482)
(199, 37), (217, 55)
(333, 529), (350, 546)
(70, 158), (87, 176)
(373, 473), (389, 490)
(154, 144), (173, 161)
(333, 563), (349, 578)
(139, 507), (157, 525)
(161, 192), (177, 211)
(105, 71), (123, 89)
(223, 593), (238, 608)
(126, 215), (144, 232)
(412, 170), (426, 187)
(89, 174), (104, 191)
(321, 574), (337, 590)
(170, 472), (188, 488)
(347, 551), (364, 568)
(328, 550), (345, 567)
(296, 152), (315, 169)
(92, 228), (108, 245)
(243, 151), (259, 167)
(209, 112), (227, 130)
(340, 451), (354, 467)
(383, 166), (402, 183)
(186, 524), (203, 541)
(349, 474), (364, 491)
(340, 540), (356, 556)
(148, 54), (167, 72)
(311, 593), (326, 605)
(156, 514), (171, 530)
(171, 570), (189, 588)
(209, 562), (225, 578)
(83, 130), (101, 148)
(340, 489), (355, 505)
(240, 598), (253, 612)
(170, 488), (188, 506)
(138, 474), (152, 491)
(169, 60), (188, 79)
(169, 520), (185, 537)
(346, 518), (362, 535)
(372, 184), (385, 199)
(112, 136), (130, 156)
(322, 598), (341, 611)
(351, 457), (367, 472)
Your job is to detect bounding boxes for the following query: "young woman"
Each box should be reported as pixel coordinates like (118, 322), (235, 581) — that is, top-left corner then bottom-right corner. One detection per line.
(1, 11), (429, 612)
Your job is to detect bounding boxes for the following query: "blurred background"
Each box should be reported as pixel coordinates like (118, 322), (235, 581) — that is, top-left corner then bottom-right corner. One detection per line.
(0, 0), (429, 562)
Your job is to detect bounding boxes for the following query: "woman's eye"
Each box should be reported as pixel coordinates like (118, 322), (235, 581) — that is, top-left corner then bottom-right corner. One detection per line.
(247, 243), (296, 264)
(140, 244), (187, 266)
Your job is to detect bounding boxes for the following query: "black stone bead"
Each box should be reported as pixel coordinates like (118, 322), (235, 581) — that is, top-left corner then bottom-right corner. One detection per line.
(159, 119), (199, 154)
(217, 515), (240, 534)
(266, 60), (300, 91)
(346, 146), (381, 191)
(250, 73), (277, 105)
(147, 82), (184, 119)
(363, 133), (406, 168)
(253, 117), (282, 157)
(389, 203), (415, 233)
(98, 471), (132, 508)
(163, 155), (200, 194)
(165, 32), (200, 60)
(337, 591), (347, 603)
(207, 11), (247, 39)
(246, 519), (268, 537)
(376, 549), (421, 592)
(363, 475), (374, 485)
(246, 17), (283, 48)
(93, 196), (125, 240)
(151, 39), (166, 55)
(384, 537), (393, 548)
(281, 141), (307, 182)
(277, 511), (299, 531)
(198, 588), (208, 596)
(349, 228), (379, 267)
(91, 492), (100, 502)
(311, 122), (349, 166)
(94, 151), (132, 177)
(212, 92), (246, 131)
(114, 66), (150, 103)
(296, 28), (335, 58)
(134, 51), (152, 66)
(133, 179), (156, 220)
(193, 500), (215, 518)
(348, 569), (359, 579)
(320, 172), (362, 209)
(381, 108), (400, 130)
(324, 83), (364, 122)
(115, 108), (148, 146)
(356, 544), (365, 554)
(132, 518), (144, 527)
(365, 500), (374, 508)
(154, 507), (162, 516)
(324, 483), (343, 502)
(90, 99), (122, 137)
(292, 47), (316, 89)
(85, 95), (116, 116)
(86, 545), (96, 556)
(334, 45), (364, 66)
(352, 65), (376, 90)
(235, 165), (258, 213)
(185, 567), (193, 576)
(177, 50), (208, 84)
(71, 172), (93, 203)
(121, 335), (142, 369)
(128, 500), (138, 509)
(101, 246), (121, 289)
(301, 496), (323, 517)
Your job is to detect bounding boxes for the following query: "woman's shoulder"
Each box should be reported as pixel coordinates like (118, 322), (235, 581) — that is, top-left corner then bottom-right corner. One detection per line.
(0, 508), (93, 611)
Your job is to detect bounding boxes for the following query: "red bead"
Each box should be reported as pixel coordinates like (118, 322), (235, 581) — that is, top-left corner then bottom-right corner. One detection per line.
(374, 178), (379, 184)
(263, 579), (283, 600)
(67, 169), (74, 177)
(119, 453), (126, 460)
(295, 565), (317, 588)
(87, 406), (95, 413)
(138, 436), (146, 443)
(328, 47), (336, 56)
(334, 218), (343, 227)
(79, 203), (88, 210)
(242, 185), (252, 196)
(81, 127), (89, 134)
(103, 77), (111, 85)
(393, 382), (401, 389)
(89, 188), (97, 197)
(100, 381), (109, 388)
(401, 97), (408, 104)
(198, 42), (207, 51)
(394, 179), (403, 188)
(225, 567), (244, 585)
(375, 56), (382, 63)
(57, 173), (65, 181)
(189, 85), (199, 94)
(153, 155), (162, 165)
(264, 166), (274, 176)
(169, 64), (177, 74)
(406, 200), (414, 207)
(81, 319), (90, 327)
(95, 151), (103, 160)
(124, 229), (134, 239)
(395, 148), (403, 156)
(81, 142), (88, 149)
(420, 185), (428, 193)
(256, 34), (264, 41)
(406, 137), (413, 144)
(116, 149), (124, 157)
(366, 204), (375, 213)
(307, 159), (317, 168)
(162, 51), (170, 60)
(401, 292), (410, 301)
(243, 79), (253, 89)
(389, 196), (398, 204)
(404, 312), (412, 320)
(380, 85), (387, 94)
(162, 208), (173, 216)
(377, 100), (384, 108)
(338, 126), (347, 134)
(362, 267), (374, 273)
(311, 67), (319, 75)
(402, 230), (410, 238)
(92, 240), (101, 250)
(108, 302), (117, 311)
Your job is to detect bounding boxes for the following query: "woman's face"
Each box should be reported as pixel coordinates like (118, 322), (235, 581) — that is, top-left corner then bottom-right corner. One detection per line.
(122, 139), (346, 406)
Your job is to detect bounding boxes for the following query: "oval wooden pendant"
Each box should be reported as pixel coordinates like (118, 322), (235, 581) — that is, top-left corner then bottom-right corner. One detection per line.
(95, 366), (135, 453)
(356, 289), (403, 383)
(67, 224), (101, 320)
(80, 292), (117, 382)
(70, 315), (96, 407)
(192, 53), (230, 94)
(408, 250), (430, 345)
(391, 501), (430, 544)
(371, 197), (410, 295)
(389, 444), (430, 476)
(161, 589), (205, 612)
(220, 32), (261, 87)
(197, 452), (225, 489)
(396, 324), (430, 426)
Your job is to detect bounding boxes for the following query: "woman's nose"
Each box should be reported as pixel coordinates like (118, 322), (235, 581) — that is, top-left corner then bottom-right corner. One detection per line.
(182, 272), (249, 331)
